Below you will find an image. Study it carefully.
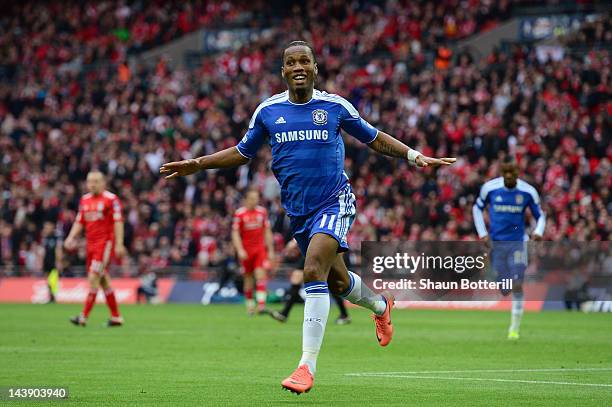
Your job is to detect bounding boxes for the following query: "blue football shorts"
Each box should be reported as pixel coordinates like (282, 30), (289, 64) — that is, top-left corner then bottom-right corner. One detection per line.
(491, 241), (528, 283)
(290, 184), (356, 255)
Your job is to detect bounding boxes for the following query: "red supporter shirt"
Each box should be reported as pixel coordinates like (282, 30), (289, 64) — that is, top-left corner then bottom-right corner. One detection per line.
(232, 206), (269, 253)
(76, 191), (123, 244)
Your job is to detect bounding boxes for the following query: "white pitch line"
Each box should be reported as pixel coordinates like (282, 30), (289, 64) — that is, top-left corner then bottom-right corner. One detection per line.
(346, 374), (612, 388)
(346, 367), (612, 376)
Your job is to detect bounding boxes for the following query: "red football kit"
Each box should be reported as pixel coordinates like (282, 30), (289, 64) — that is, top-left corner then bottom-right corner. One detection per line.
(232, 206), (269, 274)
(75, 191), (123, 275)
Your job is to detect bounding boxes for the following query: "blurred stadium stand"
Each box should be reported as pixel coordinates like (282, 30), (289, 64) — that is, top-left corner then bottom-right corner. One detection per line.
(0, 0), (609, 279)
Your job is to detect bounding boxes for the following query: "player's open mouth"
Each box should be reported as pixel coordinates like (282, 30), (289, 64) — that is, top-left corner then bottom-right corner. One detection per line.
(293, 74), (307, 82)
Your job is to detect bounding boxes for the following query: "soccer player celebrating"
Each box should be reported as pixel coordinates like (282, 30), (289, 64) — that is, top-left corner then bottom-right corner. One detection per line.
(64, 171), (126, 327)
(160, 41), (456, 393)
(231, 189), (275, 315)
(472, 157), (546, 340)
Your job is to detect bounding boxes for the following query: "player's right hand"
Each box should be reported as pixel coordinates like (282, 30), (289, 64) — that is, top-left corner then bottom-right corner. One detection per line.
(237, 248), (248, 260)
(159, 159), (200, 179)
(64, 238), (76, 251)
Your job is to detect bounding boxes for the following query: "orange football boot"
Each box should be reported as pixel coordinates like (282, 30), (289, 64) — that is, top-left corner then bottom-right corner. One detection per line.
(281, 365), (314, 394)
(373, 293), (395, 346)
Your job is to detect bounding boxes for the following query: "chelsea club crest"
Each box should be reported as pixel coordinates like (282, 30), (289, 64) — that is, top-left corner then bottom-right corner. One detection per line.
(515, 194), (524, 204)
(312, 109), (328, 125)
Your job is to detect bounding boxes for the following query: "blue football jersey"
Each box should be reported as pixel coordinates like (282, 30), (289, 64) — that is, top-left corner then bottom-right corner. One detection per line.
(473, 177), (545, 241)
(236, 89), (378, 216)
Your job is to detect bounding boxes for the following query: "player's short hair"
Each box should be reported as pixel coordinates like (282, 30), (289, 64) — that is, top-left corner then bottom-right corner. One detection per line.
(501, 155), (518, 167)
(87, 170), (105, 179)
(282, 40), (316, 64)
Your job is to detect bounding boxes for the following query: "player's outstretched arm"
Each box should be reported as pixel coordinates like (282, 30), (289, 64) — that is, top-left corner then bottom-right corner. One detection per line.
(160, 147), (249, 179)
(368, 131), (456, 167)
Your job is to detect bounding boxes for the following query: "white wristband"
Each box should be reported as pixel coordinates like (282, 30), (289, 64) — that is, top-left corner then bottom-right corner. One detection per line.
(407, 148), (422, 165)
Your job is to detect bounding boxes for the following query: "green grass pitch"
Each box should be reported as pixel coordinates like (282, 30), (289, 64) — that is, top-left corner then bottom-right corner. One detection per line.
(1, 303), (611, 406)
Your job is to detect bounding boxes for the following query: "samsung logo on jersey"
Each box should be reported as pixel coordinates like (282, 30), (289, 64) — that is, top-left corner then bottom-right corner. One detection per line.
(275, 130), (328, 143)
(493, 204), (523, 213)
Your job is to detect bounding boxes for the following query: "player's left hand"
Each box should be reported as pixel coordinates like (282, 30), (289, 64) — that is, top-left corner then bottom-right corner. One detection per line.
(531, 234), (543, 241)
(415, 155), (457, 168)
(115, 244), (127, 258)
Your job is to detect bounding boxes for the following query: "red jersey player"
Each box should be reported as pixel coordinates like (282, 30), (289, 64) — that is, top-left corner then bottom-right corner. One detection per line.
(64, 171), (126, 327)
(231, 190), (274, 315)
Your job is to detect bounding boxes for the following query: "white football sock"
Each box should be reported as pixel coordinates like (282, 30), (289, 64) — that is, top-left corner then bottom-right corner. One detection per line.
(341, 271), (387, 315)
(299, 281), (330, 375)
(510, 291), (524, 332)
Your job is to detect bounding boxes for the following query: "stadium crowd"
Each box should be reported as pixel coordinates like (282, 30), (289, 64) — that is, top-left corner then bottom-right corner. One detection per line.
(0, 0), (609, 275)
(0, 0), (258, 73)
(563, 14), (611, 48)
